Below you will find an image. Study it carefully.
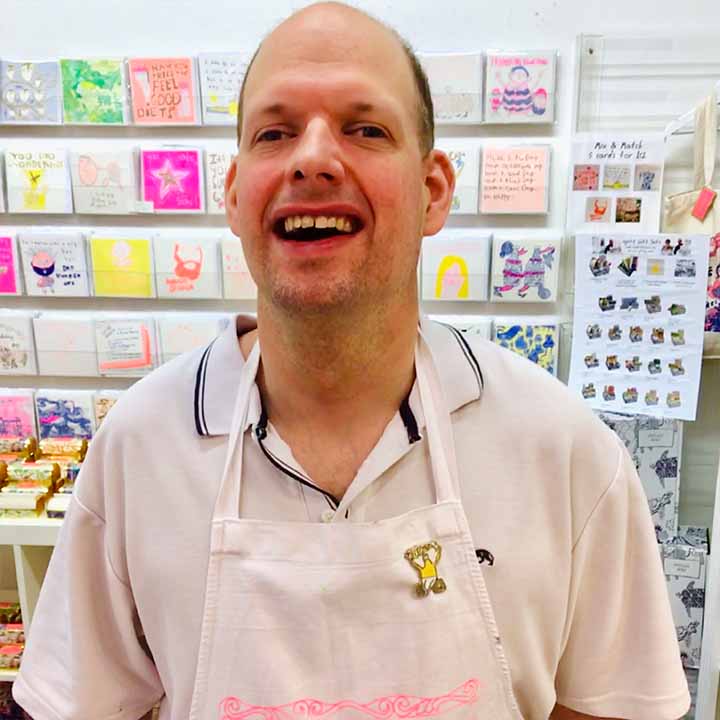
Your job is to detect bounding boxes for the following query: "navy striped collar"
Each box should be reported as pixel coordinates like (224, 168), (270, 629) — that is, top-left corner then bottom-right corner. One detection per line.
(193, 314), (483, 437)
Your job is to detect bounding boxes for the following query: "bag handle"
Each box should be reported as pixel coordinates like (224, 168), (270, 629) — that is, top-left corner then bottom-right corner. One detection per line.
(693, 92), (718, 190)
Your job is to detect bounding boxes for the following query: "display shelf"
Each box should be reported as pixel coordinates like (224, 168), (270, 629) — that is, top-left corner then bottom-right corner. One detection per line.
(0, 519), (62, 548)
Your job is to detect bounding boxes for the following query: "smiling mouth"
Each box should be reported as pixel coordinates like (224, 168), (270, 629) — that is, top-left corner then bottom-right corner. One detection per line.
(274, 214), (362, 242)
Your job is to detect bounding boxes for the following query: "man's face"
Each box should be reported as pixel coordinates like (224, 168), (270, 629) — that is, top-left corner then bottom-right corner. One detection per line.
(226, 8), (451, 314)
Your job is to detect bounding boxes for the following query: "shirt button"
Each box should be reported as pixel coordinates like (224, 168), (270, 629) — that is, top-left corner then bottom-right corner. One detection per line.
(321, 509), (335, 523)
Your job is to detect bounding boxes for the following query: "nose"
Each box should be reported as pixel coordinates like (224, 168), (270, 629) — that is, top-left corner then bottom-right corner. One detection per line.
(287, 117), (345, 187)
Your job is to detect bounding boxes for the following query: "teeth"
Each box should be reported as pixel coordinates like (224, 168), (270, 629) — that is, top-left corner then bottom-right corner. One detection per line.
(315, 216), (328, 228)
(293, 216), (302, 229)
(327, 217), (337, 228)
(301, 215), (313, 228)
(281, 215), (355, 234)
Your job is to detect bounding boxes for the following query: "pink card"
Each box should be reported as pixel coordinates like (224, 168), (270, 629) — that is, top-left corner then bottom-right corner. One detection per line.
(480, 145), (550, 214)
(128, 57), (198, 124)
(692, 186), (717, 221)
(0, 393), (35, 439)
(141, 148), (204, 212)
(0, 237), (19, 295)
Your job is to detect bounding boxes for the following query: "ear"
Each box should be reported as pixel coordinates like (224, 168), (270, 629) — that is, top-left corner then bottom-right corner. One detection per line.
(224, 154), (240, 226)
(421, 150), (456, 237)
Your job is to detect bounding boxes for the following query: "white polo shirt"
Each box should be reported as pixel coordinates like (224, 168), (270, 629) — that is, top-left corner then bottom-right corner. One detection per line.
(14, 315), (689, 720)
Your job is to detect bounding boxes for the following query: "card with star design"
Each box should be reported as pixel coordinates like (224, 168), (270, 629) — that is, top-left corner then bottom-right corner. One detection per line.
(140, 146), (204, 213)
(4, 146), (73, 214)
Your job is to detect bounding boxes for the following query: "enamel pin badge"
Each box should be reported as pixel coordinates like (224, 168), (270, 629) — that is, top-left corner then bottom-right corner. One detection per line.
(405, 541), (447, 597)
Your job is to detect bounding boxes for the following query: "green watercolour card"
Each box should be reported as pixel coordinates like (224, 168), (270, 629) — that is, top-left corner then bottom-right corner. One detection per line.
(60, 58), (126, 125)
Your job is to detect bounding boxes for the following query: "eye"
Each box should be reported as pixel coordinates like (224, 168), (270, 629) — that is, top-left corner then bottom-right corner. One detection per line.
(348, 125), (388, 139)
(255, 129), (288, 143)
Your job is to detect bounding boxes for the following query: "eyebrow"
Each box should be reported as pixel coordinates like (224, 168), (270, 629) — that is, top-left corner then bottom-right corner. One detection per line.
(253, 101), (386, 118)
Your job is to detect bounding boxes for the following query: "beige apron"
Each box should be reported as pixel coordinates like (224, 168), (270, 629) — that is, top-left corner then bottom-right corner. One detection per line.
(189, 334), (522, 720)
(663, 91), (720, 358)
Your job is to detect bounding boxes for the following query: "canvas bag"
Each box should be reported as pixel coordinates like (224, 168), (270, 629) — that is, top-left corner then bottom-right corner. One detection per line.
(663, 91), (720, 358)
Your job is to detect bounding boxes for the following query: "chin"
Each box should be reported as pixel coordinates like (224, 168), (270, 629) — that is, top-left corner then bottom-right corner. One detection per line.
(269, 277), (363, 315)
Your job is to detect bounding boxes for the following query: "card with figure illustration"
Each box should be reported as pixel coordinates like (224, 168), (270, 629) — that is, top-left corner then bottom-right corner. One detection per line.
(421, 230), (491, 302)
(435, 140), (480, 214)
(32, 313), (97, 376)
(60, 58), (127, 124)
(221, 237), (257, 299)
(0, 60), (62, 123)
(18, 231), (90, 297)
(153, 233), (222, 299)
(70, 149), (137, 214)
(4, 146), (73, 213)
(492, 318), (559, 374)
(205, 148), (234, 214)
(419, 52), (483, 124)
(140, 147), (204, 213)
(35, 389), (95, 440)
(198, 53), (250, 125)
(89, 234), (155, 297)
(429, 314), (492, 340)
(158, 314), (227, 364)
(490, 237), (560, 302)
(0, 390), (36, 441)
(484, 50), (556, 124)
(94, 390), (123, 428)
(95, 315), (157, 376)
(0, 236), (21, 296)
(0, 312), (37, 375)
(127, 56), (199, 124)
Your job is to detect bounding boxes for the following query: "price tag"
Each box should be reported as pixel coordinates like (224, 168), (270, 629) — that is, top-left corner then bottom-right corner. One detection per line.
(691, 186), (717, 221)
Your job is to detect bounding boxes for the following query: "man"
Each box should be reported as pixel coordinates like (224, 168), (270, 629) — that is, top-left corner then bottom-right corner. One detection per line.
(14, 4), (689, 720)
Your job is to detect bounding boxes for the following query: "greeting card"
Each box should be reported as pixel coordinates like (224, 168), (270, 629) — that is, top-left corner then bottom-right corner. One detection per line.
(0, 237), (20, 296)
(484, 50), (557, 124)
(153, 233), (222, 299)
(60, 58), (127, 124)
(435, 140), (480, 215)
(0, 390), (36, 440)
(0, 312), (37, 375)
(18, 231), (90, 296)
(70, 148), (137, 214)
(0, 60), (62, 123)
(158, 314), (226, 364)
(35, 389), (95, 440)
(419, 52), (483, 123)
(94, 390), (122, 428)
(127, 56), (199, 125)
(205, 149), (234, 214)
(490, 237), (560, 302)
(221, 238), (257, 299)
(492, 319), (559, 374)
(32, 313), (97, 376)
(140, 147), (204, 213)
(480, 145), (551, 214)
(198, 53), (249, 125)
(0, 155), (5, 211)
(429, 314), (492, 340)
(421, 231), (491, 301)
(4, 146), (73, 213)
(95, 315), (157, 376)
(89, 234), (155, 297)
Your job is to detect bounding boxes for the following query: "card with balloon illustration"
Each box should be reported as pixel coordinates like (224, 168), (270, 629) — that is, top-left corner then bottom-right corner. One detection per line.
(70, 149), (137, 214)
(435, 140), (480, 215)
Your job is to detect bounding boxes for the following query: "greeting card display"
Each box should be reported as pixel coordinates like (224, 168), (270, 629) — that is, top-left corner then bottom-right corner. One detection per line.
(198, 53), (249, 125)
(4, 147), (73, 213)
(421, 231), (491, 301)
(95, 316), (157, 376)
(0, 390), (36, 441)
(221, 238), (257, 299)
(35, 389), (95, 440)
(89, 234), (155, 298)
(158, 314), (226, 364)
(0, 312), (37, 375)
(430, 314), (492, 340)
(484, 50), (557, 124)
(568, 134), (666, 234)
(0, 237), (21, 296)
(127, 56), (199, 125)
(60, 58), (127, 124)
(0, 60), (61, 123)
(490, 237), (560, 302)
(18, 231), (90, 296)
(140, 147), (204, 213)
(153, 234), (222, 299)
(435, 140), (480, 215)
(480, 145), (551, 214)
(205, 149), (234, 214)
(94, 390), (122, 428)
(568, 233), (710, 421)
(32, 313), (97, 376)
(492, 318), (559, 374)
(419, 52), (483, 123)
(70, 149), (137, 214)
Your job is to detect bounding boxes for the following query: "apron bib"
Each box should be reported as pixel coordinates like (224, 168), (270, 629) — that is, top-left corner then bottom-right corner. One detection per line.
(189, 334), (522, 720)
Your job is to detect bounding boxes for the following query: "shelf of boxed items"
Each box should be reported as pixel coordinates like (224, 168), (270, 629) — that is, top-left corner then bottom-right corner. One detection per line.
(574, 32), (720, 720)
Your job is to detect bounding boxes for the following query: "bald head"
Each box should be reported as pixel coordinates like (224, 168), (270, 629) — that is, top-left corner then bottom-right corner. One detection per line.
(236, 2), (434, 155)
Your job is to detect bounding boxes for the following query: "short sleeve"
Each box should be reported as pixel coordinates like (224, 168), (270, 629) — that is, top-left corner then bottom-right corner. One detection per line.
(554, 439), (690, 720)
(12, 495), (163, 720)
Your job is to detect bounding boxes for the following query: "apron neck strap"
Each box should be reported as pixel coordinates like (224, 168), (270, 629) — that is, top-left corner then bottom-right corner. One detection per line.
(693, 92), (718, 190)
